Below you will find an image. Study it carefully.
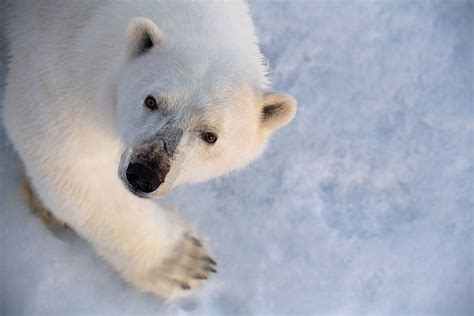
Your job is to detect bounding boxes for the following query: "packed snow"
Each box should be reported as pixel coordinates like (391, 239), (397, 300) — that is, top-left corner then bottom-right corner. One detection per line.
(1, 1), (472, 315)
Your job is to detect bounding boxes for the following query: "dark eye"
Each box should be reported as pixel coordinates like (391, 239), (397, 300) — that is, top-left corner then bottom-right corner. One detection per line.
(144, 96), (158, 110)
(201, 132), (218, 144)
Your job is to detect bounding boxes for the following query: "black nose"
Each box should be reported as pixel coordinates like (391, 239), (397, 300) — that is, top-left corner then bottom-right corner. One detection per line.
(126, 162), (162, 193)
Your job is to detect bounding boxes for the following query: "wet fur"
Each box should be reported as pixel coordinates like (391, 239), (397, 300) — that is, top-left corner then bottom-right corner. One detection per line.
(22, 172), (71, 232)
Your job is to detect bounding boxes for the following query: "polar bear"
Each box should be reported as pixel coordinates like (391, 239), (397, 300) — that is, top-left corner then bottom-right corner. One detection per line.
(3, 1), (296, 299)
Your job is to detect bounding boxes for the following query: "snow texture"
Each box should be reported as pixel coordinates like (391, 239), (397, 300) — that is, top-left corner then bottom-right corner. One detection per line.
(1, 1), (473, 315)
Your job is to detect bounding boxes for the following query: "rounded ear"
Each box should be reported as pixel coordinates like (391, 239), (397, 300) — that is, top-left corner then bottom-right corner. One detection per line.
(260, 92), (297, 133)
(127, 17), (163, 59)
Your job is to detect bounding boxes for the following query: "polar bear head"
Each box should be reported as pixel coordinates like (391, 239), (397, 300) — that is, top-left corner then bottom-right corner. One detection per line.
(117, 18), (296, 198)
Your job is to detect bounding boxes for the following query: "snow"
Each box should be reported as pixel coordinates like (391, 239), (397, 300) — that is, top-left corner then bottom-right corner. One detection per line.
(1, 1), (473, 315)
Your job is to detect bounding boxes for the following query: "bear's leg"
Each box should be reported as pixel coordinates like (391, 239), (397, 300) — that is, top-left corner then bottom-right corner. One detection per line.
(26, 161), (216, 300)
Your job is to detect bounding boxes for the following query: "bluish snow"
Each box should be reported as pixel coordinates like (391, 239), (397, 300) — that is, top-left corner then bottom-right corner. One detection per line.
(1, 1), (473, 315)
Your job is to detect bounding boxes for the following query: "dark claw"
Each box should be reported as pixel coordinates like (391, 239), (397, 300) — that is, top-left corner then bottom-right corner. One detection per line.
(204, 266), (217, 273)
(180, 283), (191, 290)
(202, 256), (217, 265)
(191, 237), (202, 247)
(192, 273), (208, 280)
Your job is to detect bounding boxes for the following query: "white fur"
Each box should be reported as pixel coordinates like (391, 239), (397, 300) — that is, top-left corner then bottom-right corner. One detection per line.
(3, 0), (296, 299)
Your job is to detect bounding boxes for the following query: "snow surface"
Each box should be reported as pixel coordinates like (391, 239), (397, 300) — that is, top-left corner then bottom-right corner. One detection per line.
(1, 1), (473, 315)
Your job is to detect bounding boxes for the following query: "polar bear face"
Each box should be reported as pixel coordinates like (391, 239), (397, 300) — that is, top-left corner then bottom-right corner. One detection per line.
(116, 18), (296, 198)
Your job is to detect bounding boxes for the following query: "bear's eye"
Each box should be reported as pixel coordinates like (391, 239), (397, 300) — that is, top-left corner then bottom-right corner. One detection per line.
(144, 96), (158, 110)
(201, 132), (218, 144)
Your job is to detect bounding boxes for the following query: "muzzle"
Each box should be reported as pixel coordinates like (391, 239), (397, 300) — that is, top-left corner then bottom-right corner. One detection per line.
(124, 123), (183, 196)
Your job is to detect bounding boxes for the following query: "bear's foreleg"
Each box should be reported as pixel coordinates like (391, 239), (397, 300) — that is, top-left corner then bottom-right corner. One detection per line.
(24, 160), (216, 300)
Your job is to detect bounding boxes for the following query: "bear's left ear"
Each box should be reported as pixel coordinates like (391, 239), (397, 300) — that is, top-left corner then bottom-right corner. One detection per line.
(260, 92), (297, 133)
(127, 17), (163, 59)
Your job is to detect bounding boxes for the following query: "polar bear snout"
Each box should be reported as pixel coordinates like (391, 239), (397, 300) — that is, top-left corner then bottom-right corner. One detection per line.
(121, 125), (183, 197)
(124, 146), (173, 195)
(125, 160), (168, 194)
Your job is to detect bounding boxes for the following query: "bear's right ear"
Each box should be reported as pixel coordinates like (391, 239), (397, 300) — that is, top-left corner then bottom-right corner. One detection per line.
(127, 17), (163, 59)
